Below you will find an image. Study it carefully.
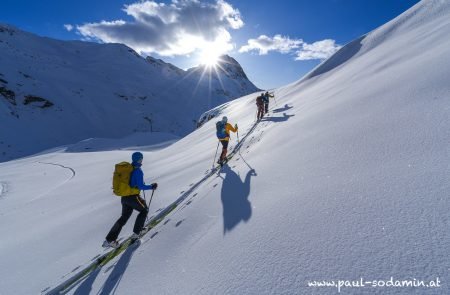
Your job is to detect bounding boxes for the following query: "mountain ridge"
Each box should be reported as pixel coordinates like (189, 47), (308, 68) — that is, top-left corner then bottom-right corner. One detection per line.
(0, 24), (259, 162)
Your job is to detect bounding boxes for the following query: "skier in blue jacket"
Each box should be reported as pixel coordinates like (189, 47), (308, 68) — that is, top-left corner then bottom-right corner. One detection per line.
(103, 152), (157, 248)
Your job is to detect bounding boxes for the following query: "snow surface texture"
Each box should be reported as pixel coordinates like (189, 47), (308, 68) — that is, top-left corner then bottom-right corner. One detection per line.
(0, 27), (259, 162)
(1, 0), (450, 294)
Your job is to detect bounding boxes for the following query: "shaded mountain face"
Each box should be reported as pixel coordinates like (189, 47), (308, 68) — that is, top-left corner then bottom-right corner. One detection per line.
(0, 25), (259, 162)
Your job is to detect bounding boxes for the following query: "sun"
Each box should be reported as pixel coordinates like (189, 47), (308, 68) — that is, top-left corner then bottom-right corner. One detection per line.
(199, 44), (223, 67)
(201, 50), (220, 67)
(203, 52), (220, 67)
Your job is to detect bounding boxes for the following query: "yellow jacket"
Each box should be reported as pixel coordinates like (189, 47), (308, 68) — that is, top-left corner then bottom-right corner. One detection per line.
(219, 123), (238, 141)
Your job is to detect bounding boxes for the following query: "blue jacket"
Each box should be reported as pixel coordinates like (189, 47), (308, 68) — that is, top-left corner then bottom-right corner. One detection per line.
(130, 166), (154, 191)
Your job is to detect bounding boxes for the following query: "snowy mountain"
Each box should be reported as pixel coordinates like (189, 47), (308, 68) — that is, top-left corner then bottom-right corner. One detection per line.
(1, 0), (449, 294)
(0, 25), (259, 162)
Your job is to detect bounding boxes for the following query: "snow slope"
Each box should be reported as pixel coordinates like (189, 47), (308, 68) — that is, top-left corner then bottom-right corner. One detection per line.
(0, 0), (449, 294)
(0, 26), (259, 162)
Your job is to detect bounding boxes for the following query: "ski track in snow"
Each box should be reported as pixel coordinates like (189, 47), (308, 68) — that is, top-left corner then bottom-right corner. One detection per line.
(38, 161), (76, 180)
(22, 161), (77, 204)
(139, 119), (270, 255)
(44, 114), (274, 294)
(143, 116), (269, 229)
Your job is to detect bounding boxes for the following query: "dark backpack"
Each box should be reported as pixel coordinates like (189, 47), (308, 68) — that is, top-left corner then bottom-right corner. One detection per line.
(256, 95), (263, 105)
(216, 121), (227, 139)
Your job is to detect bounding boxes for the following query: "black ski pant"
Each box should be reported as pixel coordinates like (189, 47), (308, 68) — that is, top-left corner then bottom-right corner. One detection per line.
(257, 104), (264, 120)
(106, 195), (148, 242)
(219, 140), (229, 162)
(264, 102), (269, 114)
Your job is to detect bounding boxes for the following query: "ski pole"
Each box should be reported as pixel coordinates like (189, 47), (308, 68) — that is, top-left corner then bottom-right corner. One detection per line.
(212, 141), (219, 167)
(147, 189), (155, 209)
(272, 93), (278, 107)
(145, 189), (155, 224)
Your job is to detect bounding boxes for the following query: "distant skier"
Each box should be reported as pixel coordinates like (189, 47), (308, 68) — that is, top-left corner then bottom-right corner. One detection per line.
(216, 116), (238, 165)
(256, 93), (265, 120)
(103, 152), (157, 248)
(263, 91), (274, 114)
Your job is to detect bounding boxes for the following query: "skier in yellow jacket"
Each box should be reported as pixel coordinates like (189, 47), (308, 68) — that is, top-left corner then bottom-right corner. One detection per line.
(216, 116), (238, 165)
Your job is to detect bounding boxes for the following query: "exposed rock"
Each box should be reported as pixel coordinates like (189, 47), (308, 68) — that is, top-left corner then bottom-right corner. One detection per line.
(0, 87), (16, 105)
(19, 71), (32, 79)
(23, 95), (54, 108)
(0, 26), (15, 36)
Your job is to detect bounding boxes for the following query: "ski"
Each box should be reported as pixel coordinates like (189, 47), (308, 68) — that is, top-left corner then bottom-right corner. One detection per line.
(45, 202), (177, 295)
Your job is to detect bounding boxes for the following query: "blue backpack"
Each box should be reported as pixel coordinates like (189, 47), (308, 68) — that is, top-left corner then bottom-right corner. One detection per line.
(216, 121), (227, 139)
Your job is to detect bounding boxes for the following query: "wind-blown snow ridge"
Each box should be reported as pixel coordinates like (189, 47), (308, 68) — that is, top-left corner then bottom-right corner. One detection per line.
(304, 35), (365, 80)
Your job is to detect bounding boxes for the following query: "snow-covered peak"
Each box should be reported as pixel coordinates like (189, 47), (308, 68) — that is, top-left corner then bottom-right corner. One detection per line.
(216, 54), (252, 80)
(188, 55), (250, 79)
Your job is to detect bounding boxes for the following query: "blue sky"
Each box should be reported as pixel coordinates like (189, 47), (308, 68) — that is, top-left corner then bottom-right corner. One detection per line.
(0, 0), (420, 89)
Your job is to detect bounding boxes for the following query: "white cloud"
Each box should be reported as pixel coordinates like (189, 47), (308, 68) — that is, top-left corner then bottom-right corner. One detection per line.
(75, 0), (243, 57)
(239, 34), (341, 61)
(239, 34), (302, 55)
(295, 39), (341, 61)
(64, 24), (74, 32)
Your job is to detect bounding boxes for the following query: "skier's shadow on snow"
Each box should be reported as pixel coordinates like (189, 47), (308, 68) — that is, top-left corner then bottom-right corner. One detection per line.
(272, 104), (293, 113)
(97, 243), (139, 295)
(72, 243), (139, 295)
(72, 268), (101, 295)
(261, 112), (295, 123)
(220, 165), (256, 234)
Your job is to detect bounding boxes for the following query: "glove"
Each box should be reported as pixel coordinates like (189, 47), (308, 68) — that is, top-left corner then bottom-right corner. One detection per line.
(151, 183), (158, 190)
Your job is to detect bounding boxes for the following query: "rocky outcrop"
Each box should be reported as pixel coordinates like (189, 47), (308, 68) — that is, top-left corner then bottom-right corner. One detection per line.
(23, 95), (54, 108)
(0, 86), (16, 105)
